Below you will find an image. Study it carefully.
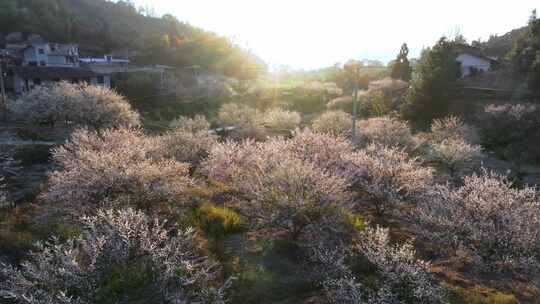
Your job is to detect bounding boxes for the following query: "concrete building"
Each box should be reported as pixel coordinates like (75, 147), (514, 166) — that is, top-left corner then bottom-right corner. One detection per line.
(21, 43), (80, 67)
(455, 45), (499, 78)
(9, 42), (114, 94)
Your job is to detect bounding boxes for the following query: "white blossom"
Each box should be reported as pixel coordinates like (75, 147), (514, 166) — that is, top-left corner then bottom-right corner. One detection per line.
(413, 171), (540, 271)
(9, 82), (140, 128)
(0, 208), (228, 304)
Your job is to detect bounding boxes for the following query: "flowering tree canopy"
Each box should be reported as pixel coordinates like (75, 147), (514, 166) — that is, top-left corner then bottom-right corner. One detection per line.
(344, 145), (434, 215)
(262, 108), (301, 130)
(169, 115), (211, 133)
(0, 208), (229, 304)
(312, 110), (352, 137)
(313, 226), (443, 304)
(413, 171), (540, 271)
(9, 82), (140, 128)
(357, 117), (415, 149)
(42, 128), (194, 212)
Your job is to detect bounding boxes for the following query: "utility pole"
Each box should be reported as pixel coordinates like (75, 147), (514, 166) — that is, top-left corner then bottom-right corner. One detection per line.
(346, 61), (361, 144)
(0, 57), (7, 122)
(351, 78), (358, 143)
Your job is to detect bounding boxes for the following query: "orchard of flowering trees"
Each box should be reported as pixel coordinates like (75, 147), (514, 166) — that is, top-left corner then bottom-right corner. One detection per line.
(0, 209), (229, 304)
(8, 82), (140, 128)
(1, 83), (539, 303)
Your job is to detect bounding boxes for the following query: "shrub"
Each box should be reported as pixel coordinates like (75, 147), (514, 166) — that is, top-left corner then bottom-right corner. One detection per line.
(358, 226), (444, 303)
(0, 208), (229, 303)
(344, 145), (434, 215)
(327, 95), (355, 112)
(478, 103), (540, 163)
(9, 82), (140, 128)
(201, 139), (268, 183)
(202, 130), (355, 187)
(41, 128), (194, 212)
(426, 138), (482, 179)
(169, 114), (211, 133)
(312, 110), (352, 136)
(314, 226), (443, 304)
(362, 90), (391, 117)
(287, 129), (354, 175)
(231, 154), (351, 240)
(430, 116), (478, 144)
(202, 135), (353, 241)
(218, 103), (260, 127)
(157, 129), (218, 166)
(413, 171), (540, 271)
(368, 77), (409, 92)
(195, 202), (246, 236)
(217, 103), (266, 139)
(357, 117), (415, 149)
(262, 108), (301, 130)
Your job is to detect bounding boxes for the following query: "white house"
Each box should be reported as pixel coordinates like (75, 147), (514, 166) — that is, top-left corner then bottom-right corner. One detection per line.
(455, 46), (499, 78)
(11, 42), (112, 94)
(22, 43), (80, 67)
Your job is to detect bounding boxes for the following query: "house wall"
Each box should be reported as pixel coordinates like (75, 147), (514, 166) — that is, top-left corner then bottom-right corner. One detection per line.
(47, 55), (69, 66)
(89, 74), (111, 88)
(14, 74), (111, 95)
(23, 44), (49, 66)
(23, 44), (79, 67)
(456, 53), (491, 77)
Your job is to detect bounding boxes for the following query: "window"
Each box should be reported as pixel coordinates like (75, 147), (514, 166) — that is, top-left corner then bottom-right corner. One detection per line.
(28, 61), (38, 66)
(38, 48), (45, 54)
(97, 76), (105, 84)
(40, 61), (46, 66)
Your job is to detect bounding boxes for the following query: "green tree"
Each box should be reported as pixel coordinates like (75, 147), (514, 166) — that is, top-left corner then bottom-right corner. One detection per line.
(509, 9), (540, 90)
(401, 38), (461, 128)
(390, 43), (412, 81)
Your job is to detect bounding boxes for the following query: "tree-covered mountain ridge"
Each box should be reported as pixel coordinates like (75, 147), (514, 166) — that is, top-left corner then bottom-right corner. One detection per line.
(0, 0), (265, 79)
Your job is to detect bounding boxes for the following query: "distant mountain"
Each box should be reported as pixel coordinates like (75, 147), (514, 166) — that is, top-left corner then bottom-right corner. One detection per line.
(478, 27), (527, 58)
(0, 0), (265, 78)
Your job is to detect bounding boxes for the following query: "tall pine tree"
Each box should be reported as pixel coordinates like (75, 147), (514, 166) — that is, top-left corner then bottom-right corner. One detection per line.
(401, 38), (461, 128)
(390, 43), (412, 82)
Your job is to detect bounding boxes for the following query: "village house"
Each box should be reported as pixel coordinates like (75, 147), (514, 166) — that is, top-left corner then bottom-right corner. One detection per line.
(1, 40), (120, 95)
(455, 45), (499, 78)
(2, 36), (174, 97)
(21, 42), (80, 67)
(11, 42), (114, 94)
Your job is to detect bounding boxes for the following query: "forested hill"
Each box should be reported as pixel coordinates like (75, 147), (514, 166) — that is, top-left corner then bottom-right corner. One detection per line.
(478, 26), (527, 58)
(0, 0), (265, 79)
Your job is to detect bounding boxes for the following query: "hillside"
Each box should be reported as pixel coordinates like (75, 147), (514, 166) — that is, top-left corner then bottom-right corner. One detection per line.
(0, 0), (265, 78)
(479, 26), (527, 58)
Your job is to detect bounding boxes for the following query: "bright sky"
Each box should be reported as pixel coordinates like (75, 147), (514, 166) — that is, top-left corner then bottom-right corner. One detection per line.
(133, 0), (538, 70)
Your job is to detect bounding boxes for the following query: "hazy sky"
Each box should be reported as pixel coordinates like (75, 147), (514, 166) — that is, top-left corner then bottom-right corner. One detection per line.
(133, 0), (538, 69)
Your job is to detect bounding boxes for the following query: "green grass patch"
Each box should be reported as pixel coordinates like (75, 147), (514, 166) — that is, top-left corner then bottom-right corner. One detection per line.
(193, 203), (246, 237)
